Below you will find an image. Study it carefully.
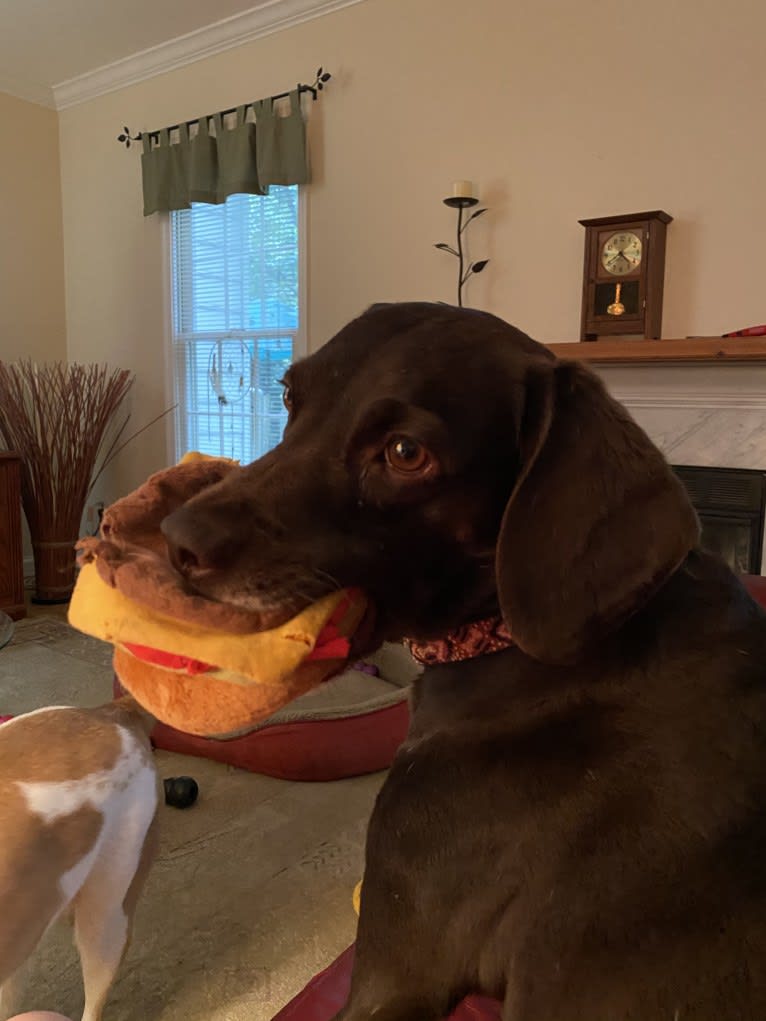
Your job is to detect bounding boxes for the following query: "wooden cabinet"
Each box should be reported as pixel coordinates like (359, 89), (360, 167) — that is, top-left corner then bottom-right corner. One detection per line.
(0, 453), (26, 620)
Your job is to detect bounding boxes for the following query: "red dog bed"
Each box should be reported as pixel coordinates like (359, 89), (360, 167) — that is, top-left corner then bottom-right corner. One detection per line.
(149, 698), (409, 781)
(114, 643), (417, 781)
(271, 945), (502, 1021)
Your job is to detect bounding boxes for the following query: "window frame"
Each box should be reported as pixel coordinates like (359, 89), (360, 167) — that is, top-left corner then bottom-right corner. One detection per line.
(161, 187), (307, 465)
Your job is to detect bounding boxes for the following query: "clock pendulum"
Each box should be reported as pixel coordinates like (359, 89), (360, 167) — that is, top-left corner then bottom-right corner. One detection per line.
(607, 282), (625, 316)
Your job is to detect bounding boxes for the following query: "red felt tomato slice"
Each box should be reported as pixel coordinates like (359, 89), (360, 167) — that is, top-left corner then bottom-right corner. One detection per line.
(122, 642), (215, 675)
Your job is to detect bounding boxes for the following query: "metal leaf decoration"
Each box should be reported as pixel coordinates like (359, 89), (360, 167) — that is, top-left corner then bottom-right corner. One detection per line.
(436, 199), (491, 307)
(313, 67), (332, 92)
(117, 127), (142, 149)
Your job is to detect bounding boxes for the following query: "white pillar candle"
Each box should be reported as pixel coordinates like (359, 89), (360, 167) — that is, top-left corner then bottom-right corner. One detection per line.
(452, 180), (474, 199)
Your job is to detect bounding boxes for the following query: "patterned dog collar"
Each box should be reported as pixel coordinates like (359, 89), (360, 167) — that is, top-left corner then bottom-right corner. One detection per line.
(405, 616), (513, 665)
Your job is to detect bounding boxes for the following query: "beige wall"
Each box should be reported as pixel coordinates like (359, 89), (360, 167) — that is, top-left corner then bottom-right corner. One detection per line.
(0, 91), (66, 363)
(57, 0), (766, 497)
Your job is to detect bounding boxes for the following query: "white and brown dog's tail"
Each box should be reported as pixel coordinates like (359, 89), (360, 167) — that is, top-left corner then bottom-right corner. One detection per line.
(0, 700), (160, 1021)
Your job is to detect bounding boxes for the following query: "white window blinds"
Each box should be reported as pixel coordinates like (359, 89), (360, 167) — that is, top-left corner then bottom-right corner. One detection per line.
(170, 187), (300, 464)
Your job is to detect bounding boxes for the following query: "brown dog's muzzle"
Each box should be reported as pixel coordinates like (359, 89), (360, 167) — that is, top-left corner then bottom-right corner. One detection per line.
(161, 499), (245, 577)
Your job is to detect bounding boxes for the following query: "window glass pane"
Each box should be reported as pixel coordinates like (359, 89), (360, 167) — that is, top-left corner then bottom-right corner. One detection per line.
(170, 188), (298, 463)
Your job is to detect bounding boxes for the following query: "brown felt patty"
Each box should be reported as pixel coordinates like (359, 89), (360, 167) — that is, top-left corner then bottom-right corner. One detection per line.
(77, 454), (269, 633)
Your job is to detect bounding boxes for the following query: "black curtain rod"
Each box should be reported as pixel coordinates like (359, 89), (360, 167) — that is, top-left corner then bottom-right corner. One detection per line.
(117, 67), (331, 148)
(148, 82), (317, 141)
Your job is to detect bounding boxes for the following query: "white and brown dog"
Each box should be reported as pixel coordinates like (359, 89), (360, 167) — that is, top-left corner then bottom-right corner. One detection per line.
(0, 698), (160, 1021)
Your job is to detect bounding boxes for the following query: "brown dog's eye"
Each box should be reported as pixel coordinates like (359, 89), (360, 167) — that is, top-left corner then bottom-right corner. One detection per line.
(385, 436), (431, 475)
(282, 384), (293, 411)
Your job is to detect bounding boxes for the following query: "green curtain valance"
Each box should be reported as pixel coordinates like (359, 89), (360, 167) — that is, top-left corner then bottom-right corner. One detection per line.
(141, 89), (309, 216)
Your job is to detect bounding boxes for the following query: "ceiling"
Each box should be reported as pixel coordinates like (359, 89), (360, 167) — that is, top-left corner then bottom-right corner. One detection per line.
(0, 0), (345, 108)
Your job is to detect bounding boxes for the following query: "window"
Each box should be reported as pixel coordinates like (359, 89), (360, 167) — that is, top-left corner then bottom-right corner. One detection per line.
(169, 187), (302, 463)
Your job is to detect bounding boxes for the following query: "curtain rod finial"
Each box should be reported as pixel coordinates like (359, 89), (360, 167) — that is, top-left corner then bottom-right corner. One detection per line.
(117, 127), (143, 149)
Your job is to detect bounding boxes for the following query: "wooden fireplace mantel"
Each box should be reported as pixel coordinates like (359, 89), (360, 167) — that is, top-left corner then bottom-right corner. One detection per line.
(544, 337), (766, 364)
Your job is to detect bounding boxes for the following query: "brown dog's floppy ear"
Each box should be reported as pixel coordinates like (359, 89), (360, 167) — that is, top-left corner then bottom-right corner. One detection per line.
(496, 360), (700, 664)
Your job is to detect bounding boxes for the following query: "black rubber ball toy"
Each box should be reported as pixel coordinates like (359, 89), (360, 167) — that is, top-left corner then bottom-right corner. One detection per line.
(163, 775), (199, 809)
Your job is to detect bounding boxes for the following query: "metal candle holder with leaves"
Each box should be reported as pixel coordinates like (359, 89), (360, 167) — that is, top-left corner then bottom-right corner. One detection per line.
(436, 195), (489, 307)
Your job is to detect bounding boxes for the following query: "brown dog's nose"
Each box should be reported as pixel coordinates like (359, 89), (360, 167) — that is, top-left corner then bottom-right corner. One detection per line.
(161, 505), (242, 576)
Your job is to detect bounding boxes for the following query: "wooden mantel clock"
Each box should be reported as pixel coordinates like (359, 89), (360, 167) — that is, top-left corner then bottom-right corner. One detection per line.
(579, 210), (672, 341)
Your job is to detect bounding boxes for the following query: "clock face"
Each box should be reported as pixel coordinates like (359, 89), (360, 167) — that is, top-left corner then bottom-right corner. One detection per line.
(600, 230), (643, 276)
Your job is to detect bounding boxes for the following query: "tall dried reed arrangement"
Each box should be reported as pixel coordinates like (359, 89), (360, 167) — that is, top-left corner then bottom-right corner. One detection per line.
(0, 361), (134, 602)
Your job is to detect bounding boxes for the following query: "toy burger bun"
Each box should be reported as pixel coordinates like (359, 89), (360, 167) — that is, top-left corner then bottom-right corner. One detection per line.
(68, 453), (368, 739)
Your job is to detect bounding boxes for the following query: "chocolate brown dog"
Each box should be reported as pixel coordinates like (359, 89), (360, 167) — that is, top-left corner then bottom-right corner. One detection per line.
(162, 303), (766, 1020)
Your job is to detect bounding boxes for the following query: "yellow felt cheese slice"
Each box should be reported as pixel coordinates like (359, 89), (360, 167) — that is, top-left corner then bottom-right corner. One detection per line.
(68, 561), (352, 688)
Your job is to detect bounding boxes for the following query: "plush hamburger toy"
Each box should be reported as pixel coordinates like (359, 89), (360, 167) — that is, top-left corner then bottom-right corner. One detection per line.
(68, 453), (368, 739)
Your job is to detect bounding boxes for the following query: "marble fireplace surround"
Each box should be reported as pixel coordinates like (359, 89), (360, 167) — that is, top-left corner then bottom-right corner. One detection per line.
(593, 361), (766, 573)
(594, 363), (766, 470)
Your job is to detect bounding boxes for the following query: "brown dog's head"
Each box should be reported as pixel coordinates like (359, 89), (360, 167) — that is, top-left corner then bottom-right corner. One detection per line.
(161, 302), (699, 664)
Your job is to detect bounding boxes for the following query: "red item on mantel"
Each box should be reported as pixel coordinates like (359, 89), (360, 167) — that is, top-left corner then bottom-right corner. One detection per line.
(723, 325), (766, 337)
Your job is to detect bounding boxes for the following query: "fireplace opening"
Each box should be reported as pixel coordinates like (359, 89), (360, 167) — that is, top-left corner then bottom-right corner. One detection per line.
(671, 465), (766, 576)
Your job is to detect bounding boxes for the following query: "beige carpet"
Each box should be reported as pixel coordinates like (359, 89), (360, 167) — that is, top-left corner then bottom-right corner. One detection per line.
(0, 616), (388, 1020)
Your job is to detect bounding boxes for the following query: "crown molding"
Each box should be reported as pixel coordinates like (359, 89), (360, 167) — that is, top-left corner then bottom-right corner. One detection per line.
(613, 391), (766, 411)
(0, 73), (54, 109)
(53, 0), (366, 110)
